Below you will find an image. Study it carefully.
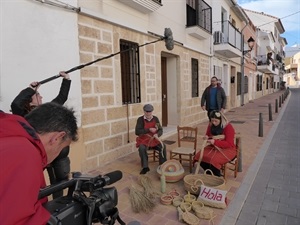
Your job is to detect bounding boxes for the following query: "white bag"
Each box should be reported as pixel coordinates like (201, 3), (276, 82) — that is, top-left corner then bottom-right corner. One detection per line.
(197, 184), (227, 209)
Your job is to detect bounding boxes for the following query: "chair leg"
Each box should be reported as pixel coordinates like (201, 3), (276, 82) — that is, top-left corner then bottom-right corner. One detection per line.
(234, 160), (238, 178)
(223, 164), (227, 181)
(189, 154), (192, 173)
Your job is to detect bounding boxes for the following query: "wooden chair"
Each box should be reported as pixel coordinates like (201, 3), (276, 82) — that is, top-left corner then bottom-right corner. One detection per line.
(147, 148), (159, 162)
(170, 126), (198, 173)
(221, 134), (241, 180)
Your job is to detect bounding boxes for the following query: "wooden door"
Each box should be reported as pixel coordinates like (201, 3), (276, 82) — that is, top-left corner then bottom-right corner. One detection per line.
(161, 57), (168, 126)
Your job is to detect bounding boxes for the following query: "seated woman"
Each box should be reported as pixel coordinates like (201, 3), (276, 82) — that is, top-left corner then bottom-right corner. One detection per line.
(193, 110), (236, 176)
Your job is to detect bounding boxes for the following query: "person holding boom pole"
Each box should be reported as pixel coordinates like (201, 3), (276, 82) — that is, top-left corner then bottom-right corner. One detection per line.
(10, 71), (72, 199)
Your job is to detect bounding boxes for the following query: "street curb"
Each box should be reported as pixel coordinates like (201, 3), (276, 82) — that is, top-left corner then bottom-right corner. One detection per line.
(219, 90), (291, 225)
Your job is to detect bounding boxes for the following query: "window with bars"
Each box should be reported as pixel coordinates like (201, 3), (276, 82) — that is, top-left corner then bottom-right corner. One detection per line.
(256, 74), (262, 91)
(186, 0), (212, 33)
(237, 72), (241, 95)
(237, 73), (249, 95)
(259, 75), (262, 91)
(266, 78), (269, 89)
(191, 58), (199, 97)
(120, 40), (141, 104)
(270, 77), (274, 88)
(244, 76), (248, 94)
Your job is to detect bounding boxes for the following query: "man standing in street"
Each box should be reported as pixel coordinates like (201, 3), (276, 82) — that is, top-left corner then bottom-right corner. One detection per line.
(201, 76), (227, 119)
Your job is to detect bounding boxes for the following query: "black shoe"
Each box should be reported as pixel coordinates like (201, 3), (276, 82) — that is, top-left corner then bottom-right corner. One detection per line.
(140, 167), (150, 175)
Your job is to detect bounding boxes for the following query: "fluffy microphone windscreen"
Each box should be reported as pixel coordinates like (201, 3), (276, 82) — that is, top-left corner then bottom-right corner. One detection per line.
(164, 28), (174, 51)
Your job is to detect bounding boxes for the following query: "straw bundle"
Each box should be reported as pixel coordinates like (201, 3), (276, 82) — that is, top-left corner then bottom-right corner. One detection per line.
(138, 175), (160, 198)
(129, 185), (155, 213)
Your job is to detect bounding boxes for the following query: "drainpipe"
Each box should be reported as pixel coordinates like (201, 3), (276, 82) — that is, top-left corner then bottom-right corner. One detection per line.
(240, 22), (248, 106)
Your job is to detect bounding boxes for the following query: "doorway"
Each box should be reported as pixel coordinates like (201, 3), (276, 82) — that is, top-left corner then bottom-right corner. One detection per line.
(161, 54), (178, 128)
(161, 57), (168, 126)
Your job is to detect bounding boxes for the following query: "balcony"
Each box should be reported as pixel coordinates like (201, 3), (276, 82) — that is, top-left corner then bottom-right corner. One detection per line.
(285, 63), (298, 70)
(213, 21), (242, 58)
(117, 0), (162, 13)
(257, 54), (279, 75)
(186, 0), (212, 40)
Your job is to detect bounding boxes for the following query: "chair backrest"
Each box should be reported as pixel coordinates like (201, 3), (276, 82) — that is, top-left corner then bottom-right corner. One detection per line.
(177, 126), (198, 150)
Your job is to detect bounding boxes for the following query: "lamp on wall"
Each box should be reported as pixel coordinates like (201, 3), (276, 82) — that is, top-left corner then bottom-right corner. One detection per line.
(243, 37), (255, 55)
(241, 36), (255, 106)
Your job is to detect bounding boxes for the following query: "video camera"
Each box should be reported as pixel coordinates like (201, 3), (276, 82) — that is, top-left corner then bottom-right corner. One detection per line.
(39, 170), (125, 225)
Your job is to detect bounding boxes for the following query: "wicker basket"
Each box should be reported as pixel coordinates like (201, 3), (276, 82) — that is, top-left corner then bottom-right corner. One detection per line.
(172, 196), (184, 207)
(157, 160), (185, 182)
(183, 169), (226, 195)
(182, 210), (200, 225)
(192, 201), (215, 220)
(184, 193), (196, 204)
(160, 194), (173, 205)
(180, 202), (192, 212)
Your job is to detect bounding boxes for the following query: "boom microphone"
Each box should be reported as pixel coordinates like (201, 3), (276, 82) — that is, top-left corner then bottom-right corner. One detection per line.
(164, 28), (174, 51)
(35, 28), (174, 86)
(73, 170), (123, 188)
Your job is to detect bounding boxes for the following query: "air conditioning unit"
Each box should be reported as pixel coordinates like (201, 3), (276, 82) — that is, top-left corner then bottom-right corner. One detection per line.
(214, 31), (224, 44)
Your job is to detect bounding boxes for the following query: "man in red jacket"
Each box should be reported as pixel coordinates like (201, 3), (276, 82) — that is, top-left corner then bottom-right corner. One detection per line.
(0, 102), (78, 225)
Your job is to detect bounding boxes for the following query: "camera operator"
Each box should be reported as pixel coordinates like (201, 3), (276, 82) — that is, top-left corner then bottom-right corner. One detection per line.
(11, 71), (72, 199)
(0, 103), (78, 225)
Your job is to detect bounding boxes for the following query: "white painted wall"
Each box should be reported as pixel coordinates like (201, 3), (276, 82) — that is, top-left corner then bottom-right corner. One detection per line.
(78, 0), (212, 56)
(0, 0), (82, 122)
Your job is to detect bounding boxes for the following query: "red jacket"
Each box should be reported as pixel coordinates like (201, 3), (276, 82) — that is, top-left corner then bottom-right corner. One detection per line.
(194, 123), (236, 169)
(0, 112), (50, 225)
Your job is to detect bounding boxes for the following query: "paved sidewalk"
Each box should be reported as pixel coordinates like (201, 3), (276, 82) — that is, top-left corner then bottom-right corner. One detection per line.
(89, 89), (291, 225)
(226, 88), (299, 225)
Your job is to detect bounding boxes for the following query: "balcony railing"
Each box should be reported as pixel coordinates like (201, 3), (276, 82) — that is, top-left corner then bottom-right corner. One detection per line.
(186, 0), (212, 33)
(257, 54), (279, 74)
(257, 55), (272, 66)
(214, 20), (242, 51)
(117, 0), (162, 13)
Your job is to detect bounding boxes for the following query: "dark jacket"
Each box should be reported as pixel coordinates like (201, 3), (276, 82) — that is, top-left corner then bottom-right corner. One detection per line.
(11, 79), (71, 116)
(135, 115), (163, 148)
(201, 84), (226, 110)
(135, 115), (163, 137)
(0, 112), (50, 225)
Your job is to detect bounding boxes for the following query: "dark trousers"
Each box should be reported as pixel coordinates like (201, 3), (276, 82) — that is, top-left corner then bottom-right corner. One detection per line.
(207, 109), (217, 120)
(46, 146), (70, 199)
(200, 161), (221, 176)
(138, 143), (167, 168)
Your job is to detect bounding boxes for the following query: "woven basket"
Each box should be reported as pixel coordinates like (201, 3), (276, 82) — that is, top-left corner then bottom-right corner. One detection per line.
(172, 196), (184, 207)
(160, 194), (173, 205)
(180, 202), (192, 212)
(183, 169), (226, 195)
(157, 160), (185, 182)
(192, 201), (215, 220)
(184, 194), (196, 204)
(182, 210), (200, 225)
